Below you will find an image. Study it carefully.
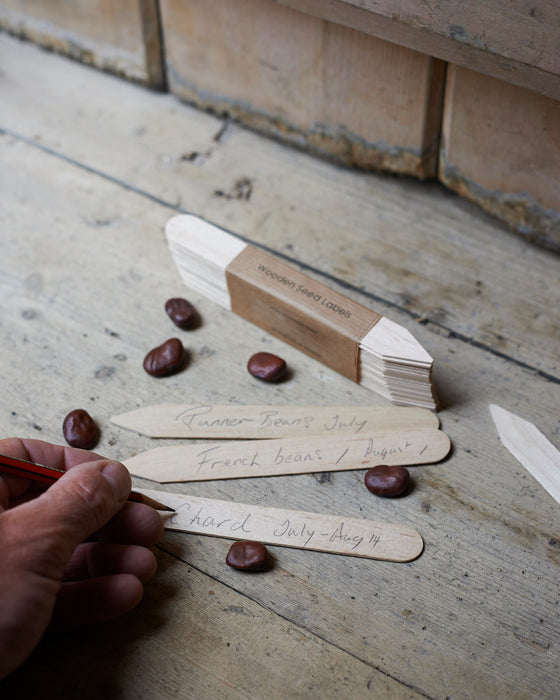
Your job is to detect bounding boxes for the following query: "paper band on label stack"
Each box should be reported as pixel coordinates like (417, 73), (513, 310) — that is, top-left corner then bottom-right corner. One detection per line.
(165, 215), (437, 410)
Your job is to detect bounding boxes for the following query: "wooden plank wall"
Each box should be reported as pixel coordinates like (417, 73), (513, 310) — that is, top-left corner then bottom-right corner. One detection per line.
(0, 0), (165, 88)
(276, 0), (560, 100)
(158, 0), (445, 178)
(0, 0), (558, 246)
(441, 66), (560, 252)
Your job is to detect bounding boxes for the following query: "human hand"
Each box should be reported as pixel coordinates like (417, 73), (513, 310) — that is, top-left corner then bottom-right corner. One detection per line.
(0, 437), (164, 680)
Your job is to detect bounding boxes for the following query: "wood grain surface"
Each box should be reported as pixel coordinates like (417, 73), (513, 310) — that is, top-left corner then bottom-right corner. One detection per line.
(440, 65), (560, 252)
(275, 0), (560, 99)
(1, 34), (559, 699)
(124, 429), (450, 481)
(137, 490), (425, 562)
(0, 0), (164, 87)
(159, 0), (445, 177)
(111, 403), (440, 438)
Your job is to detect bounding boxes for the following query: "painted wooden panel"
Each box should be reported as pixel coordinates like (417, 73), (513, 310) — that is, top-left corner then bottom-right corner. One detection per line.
(440, 65), (560, 251)
(159, 0), (445, 178)
(0, 0), (164, 87)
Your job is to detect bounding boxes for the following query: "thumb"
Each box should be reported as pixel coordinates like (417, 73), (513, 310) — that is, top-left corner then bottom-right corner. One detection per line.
(0, 460), (131, 680)
(11, 460), (131, 579)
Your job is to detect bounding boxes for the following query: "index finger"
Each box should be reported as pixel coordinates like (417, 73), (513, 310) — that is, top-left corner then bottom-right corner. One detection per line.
(0, 437), (105, 470)
(0, 437), (105, 509)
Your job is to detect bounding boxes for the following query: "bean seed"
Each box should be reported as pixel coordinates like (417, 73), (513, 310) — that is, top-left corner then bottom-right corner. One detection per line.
(63, 409), (99, 450)
(247, 352), (287, 382)
(226, 540), (269, 571)
(165, 297), (198, 329)
(364, 465), (410, 497)
(143, 337), (185, 377)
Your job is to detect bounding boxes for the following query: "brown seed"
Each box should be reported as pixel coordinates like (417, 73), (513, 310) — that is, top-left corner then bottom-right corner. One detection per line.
(165, 297), (198, 329)
(226, 540), (269, 571)
(143, 337), (185, 377)
(247, 352), (287, 382)
(63, 409), (99, 450)
(364, 465), (410, 497)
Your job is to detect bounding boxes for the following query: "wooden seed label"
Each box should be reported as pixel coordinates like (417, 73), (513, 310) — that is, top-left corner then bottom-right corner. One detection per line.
(137, 490), (424, 562)
(124, 429), (450, 482)
(111, 403), (439, 438)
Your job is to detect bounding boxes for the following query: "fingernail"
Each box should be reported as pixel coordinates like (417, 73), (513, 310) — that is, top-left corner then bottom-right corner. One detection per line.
(101, 461), (131, 501)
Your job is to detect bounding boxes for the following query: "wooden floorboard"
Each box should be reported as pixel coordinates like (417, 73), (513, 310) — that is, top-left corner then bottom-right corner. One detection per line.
(2, 33), (558, 384)
(1, 34), (559, 699)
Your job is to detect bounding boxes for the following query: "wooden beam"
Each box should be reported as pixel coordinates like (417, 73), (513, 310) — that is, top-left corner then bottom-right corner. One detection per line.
(275, 0), (560, 100)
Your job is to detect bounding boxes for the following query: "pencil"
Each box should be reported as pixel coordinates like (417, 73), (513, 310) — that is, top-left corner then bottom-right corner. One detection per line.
(0, 453), (174, 511)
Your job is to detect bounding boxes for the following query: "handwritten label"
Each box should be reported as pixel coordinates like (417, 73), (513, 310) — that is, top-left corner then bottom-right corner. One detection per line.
(136, 491), (423, 562)
(190, 438), (417, 476)
(112, 404), (439, 439)
(124, 429), (450, 483)
(175, 405), (318, 433)
(173, 405), (390, 436)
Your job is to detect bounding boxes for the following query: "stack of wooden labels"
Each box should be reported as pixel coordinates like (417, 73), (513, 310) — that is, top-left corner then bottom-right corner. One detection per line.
(358, 318), (434, 408)
(166, 214), (437, 410)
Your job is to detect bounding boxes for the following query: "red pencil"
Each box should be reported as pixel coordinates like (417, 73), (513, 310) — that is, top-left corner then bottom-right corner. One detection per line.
(0, 452), (174, 511)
